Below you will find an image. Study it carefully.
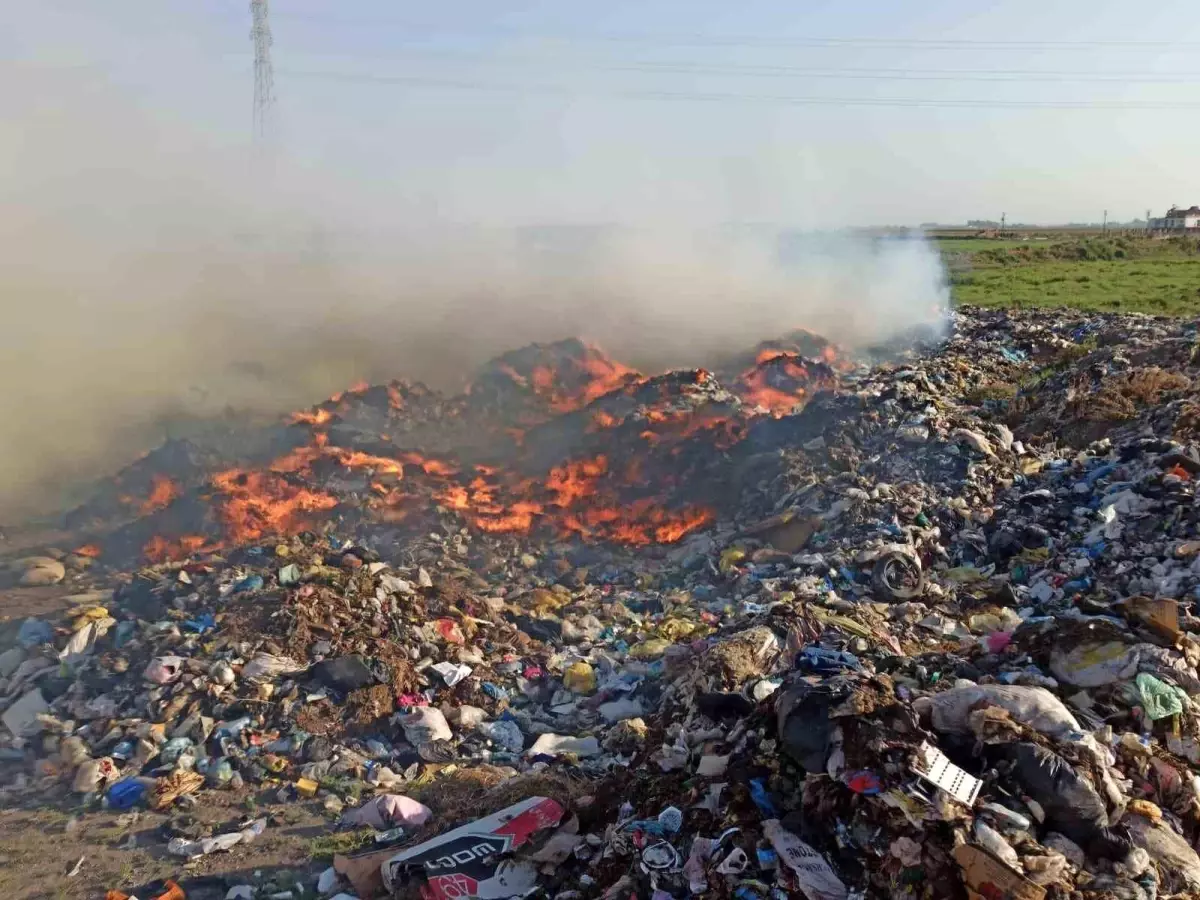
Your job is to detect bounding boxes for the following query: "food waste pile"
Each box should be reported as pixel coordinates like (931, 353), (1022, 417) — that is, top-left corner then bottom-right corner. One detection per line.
(5, 307), (1200, 900)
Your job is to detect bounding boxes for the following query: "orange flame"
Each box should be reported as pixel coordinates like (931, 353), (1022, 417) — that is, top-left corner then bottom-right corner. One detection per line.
(290, 407), (334, 427)
(436, 484), (470, 511)
(473, 499), (544, 533)
(516, 345), (642, 413)
(401, 453), (460, 477)
(74, 544), (102, 558)
(736, 351), (837, 416)
(270, 436), (404, 478)
(328, 380), (371, 405)
(333, 449), (404, 476)
(387, 384), (405, 410)
(134, 475), (181, 515)
(545, 456), (607, 507)
(210, 468), (338, 543)
(561, 498), (714, 545)
(118, 344), (739, 551)
(143, 534), (217, 563)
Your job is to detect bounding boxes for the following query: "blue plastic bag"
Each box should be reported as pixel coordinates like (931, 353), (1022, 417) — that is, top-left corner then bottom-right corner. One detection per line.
(106, 778), (146, 810)
(796, 646), (861, 675)
(233, 574), (265, 594)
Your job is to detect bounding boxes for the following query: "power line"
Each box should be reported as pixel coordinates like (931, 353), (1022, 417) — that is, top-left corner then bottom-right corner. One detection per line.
(269, 48), (1200, 84)
(15, 49), (1200, 85)
(15, 50), (1200, 86)
(275, 66), (1200, 110)
(267, 14), (1200, 53)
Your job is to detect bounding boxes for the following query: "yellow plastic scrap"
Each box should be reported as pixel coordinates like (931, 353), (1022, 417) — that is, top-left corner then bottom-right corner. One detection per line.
(1021, 459), (1044, 476)
(663, 591), (692, 610)
(71, 606), (110, 628)
(261, 754), (289, 773)
(562, 661), (597, 694)
(809, 606), (873, 639)
(1016, 548), (1051, 564)
(880, 788), (926, 828)
(719, 548), (747, 574)
(629, 638), (671, 660)
(306, 564), (337, 582)
(1127, 799), (1163, 824)
(295, 776), (319, 797)
(526, 588), (567, 615)
(657, 618), (699, 641)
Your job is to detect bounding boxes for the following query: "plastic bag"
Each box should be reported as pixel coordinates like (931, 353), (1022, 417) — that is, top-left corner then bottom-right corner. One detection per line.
(341, 794), (432, 830)
(478, 720), (524, 752)
(999, 743), (1125, 859)
(917, 685), (1081, 741)
(1125, 813), (1200, 892)
(763, 819), (847, 900)
(242, 653), (306, 682)
(974, 820), (1020, 871)
(1136, 672), (1186, 721)
(1049, 642), (1139, 688)
(400, 707), (452, 745)
(143, 656), (185, 684)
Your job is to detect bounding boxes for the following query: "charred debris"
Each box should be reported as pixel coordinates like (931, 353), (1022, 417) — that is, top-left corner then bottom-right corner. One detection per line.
(6, 307), (1200, 899)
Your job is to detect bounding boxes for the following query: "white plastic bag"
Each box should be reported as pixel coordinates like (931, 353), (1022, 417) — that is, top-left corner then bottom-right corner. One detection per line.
(763, 819), (847, 900)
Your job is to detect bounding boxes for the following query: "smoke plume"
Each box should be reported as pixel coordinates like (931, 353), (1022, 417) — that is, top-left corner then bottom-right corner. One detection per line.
(0, 66), (948, 521)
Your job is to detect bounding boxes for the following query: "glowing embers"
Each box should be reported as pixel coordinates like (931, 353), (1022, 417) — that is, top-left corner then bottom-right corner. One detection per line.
(120, 474), (181, 515)
(143, 534), (219, 564)
(734, 349), (839, 416)
(209, 468), (338, 544)
(480, 339), (644, 416)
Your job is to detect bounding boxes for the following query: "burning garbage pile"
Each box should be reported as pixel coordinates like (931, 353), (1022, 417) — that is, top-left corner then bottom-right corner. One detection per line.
(65, 336), (847, 566)
(9, 307), (1200, 900)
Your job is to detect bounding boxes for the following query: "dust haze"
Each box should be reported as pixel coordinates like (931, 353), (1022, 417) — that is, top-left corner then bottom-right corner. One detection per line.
(0, 70), (949, 521)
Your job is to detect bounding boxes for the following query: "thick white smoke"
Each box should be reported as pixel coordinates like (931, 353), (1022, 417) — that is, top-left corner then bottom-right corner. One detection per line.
(0, 65), (948, 520)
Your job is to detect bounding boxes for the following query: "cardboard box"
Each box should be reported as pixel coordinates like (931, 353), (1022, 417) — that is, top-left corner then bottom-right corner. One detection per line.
(953, 843), (1045, 900)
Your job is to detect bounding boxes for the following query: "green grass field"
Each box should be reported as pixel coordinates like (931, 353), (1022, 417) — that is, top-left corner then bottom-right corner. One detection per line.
(938, 235), (1200, 315)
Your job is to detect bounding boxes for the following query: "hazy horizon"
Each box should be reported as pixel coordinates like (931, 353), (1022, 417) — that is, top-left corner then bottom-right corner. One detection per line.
(2, 0), (1197, 516)
(7, 1), (1200, 225)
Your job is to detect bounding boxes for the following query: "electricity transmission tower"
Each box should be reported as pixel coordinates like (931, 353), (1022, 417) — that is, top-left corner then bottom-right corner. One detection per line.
(250, 0), (275, 141)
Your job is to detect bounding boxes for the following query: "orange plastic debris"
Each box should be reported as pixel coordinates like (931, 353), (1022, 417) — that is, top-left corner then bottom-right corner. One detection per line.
(151, 881), (185, 900)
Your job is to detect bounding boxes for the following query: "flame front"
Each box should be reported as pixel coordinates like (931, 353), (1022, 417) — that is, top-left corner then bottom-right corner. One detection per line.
(735, 350), (838, 416)
(291, 407), (334, 427)
(512, 344), (642, 413)
(143, 534), (217, 563)
(210, 468), (338, 543)
(122, 474), (181, 515)
(124, 336), (853, 561)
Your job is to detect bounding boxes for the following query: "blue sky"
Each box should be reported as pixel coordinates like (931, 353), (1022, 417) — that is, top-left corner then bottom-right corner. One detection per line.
(7, 0), (1200, 225)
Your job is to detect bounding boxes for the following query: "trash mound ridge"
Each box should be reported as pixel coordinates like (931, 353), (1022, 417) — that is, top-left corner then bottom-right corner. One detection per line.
(4, 307), (1200, 899)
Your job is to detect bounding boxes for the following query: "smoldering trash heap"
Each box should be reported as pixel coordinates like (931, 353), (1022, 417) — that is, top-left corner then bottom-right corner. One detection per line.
(7, 306), (1200, 900)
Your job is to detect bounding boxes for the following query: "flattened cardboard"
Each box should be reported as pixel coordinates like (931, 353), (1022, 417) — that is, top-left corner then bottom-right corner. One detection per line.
(953, 843), (1045, 900)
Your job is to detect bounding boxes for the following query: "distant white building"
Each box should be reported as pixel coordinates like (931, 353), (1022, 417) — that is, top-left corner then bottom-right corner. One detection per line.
(1150, 205), (1200, 232)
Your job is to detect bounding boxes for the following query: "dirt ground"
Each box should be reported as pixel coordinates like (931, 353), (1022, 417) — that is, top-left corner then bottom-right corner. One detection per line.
(0, 584), (81, 631)
(0, 788), (334, 900)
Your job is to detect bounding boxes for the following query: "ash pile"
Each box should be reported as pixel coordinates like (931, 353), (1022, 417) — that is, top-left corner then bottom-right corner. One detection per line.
(5, 307), (1200, 899)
